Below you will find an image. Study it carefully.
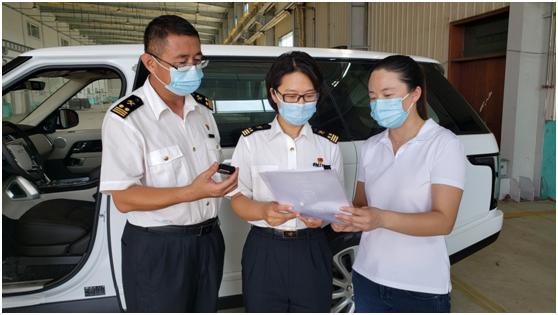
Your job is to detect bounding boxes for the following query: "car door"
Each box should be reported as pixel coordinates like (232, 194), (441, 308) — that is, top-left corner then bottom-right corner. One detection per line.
(43, 77), (124, 180)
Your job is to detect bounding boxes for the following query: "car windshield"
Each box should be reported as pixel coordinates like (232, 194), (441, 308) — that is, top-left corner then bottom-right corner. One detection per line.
(2, 71), (70, 124)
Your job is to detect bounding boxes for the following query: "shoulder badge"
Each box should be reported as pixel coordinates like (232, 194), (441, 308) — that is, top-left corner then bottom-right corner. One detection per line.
(313, 128), (339, 144)
(191, 92), (213, 111)
(241, 124), (271, 137)
(110, 95), (143, 119)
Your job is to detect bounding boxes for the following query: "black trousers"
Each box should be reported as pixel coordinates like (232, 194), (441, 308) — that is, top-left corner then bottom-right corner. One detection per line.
(242, 226), (333, 313)
(121, 218), (225, 312)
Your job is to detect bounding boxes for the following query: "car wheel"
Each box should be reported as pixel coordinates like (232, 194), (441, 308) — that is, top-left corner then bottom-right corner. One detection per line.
(325, 227), (361, 313)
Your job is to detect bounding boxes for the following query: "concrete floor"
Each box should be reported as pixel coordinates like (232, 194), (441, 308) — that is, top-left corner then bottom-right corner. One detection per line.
(221, 199), (556, 313)
(451, 199), (556, 313)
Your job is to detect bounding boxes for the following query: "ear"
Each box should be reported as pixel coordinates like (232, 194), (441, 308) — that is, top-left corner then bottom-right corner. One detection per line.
(140, 53), (156, 74)
(270, 88), (280, 105)
(410, 86), (422, 105)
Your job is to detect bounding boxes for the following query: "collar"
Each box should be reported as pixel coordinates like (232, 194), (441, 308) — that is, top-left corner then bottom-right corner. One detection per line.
(268, 116), (312, 141)
(143, 78), (197, 120)
(379, 118), (439, 147)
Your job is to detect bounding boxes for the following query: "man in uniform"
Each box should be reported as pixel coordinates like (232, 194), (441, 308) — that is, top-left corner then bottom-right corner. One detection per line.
(99, 15), (238, 312)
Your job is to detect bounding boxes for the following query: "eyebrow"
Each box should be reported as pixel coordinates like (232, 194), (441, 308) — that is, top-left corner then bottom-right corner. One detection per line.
(176, 52), (203, 58)
(284, 88), (316, 93)
(369, 87), (396, 93)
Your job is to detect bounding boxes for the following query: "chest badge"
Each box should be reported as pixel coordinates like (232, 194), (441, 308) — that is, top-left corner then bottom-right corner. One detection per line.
(313, 156), (325, 167)
(313, 155), (331, 170)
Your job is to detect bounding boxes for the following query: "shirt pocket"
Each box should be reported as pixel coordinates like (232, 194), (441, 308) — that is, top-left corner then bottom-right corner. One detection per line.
(205, 137), (222, 163)
(147, 145), (185, 187)
(250, 165), (279, 202)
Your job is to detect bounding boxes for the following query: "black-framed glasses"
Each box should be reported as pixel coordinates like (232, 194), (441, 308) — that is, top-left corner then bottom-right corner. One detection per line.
(274, 89), (319, 103)
(148, 52), (209, 70)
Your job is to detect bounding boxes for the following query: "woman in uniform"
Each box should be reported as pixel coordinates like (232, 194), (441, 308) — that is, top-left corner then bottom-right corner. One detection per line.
(229, 51), (343, 312)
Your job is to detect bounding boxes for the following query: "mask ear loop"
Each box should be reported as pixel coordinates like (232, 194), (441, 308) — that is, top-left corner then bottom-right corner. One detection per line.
(402, 92), (416, 113)
(150, 56), (171, 86)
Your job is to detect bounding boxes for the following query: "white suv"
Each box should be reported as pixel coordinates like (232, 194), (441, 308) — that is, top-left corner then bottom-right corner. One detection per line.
(2, 45), (503, 312)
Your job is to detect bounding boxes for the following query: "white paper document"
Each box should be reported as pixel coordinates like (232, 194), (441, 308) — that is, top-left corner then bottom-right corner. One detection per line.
(259, 169), (351, 223)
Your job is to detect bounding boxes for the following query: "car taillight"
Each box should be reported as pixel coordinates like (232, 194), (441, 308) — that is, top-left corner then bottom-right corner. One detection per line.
(467, 154), (499, 210)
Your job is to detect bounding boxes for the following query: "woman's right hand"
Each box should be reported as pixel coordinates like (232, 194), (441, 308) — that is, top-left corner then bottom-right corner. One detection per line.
(263, 202), (298, 226)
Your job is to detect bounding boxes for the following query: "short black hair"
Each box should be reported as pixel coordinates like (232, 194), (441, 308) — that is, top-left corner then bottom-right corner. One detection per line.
(371, 55), (428, 120)
(144, 15), (200, 55)
(265, 51), (324, 112)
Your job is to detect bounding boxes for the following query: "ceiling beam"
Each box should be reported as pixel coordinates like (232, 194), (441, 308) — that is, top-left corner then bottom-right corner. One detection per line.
(58, 19), (218, 36)
(77, 28), (214, 40)
(31, 9), (222, 29)
(49, 16), (218, 35)
(38, 3), (225, 21)
(197, 2), (234, 9)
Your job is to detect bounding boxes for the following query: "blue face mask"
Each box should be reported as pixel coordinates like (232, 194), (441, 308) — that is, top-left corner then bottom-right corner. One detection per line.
(278, 100), (317, 126)
(153, 57), (204, 96)
(370, 93), (414, 129)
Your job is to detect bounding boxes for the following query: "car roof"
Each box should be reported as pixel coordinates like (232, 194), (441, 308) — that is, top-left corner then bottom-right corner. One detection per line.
(21, 44), (440, 64)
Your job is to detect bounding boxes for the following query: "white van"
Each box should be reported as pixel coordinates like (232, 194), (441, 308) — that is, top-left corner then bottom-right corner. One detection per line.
(2, 45), (503, 312)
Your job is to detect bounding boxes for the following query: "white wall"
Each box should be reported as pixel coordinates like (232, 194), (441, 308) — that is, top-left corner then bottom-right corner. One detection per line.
(2, 3), (94, 63)
(500, 2), (554, 197)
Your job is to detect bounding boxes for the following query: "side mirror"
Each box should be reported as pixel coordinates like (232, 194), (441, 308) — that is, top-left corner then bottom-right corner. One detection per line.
(57, 109), (79, 129)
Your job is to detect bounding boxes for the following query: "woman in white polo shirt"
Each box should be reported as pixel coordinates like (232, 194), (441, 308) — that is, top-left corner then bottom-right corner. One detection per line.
(229, 51), (344, 312)
(333, 55), (466, 312)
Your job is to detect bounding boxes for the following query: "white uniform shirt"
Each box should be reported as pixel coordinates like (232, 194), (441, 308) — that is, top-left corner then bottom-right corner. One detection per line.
(99, 79), (222, 227)
(352, 119), (466, 294)
(229, 117), (344, 230)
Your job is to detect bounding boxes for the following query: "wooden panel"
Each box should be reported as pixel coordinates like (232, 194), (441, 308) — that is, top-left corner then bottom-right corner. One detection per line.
(452, 57), (506, 143)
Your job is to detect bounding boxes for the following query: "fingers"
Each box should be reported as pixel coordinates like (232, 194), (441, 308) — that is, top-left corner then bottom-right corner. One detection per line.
(340, 206), (365, 216)
(299, 216), (322, 228)
(275, 203), (294, 212)
(331, 223), (358, 232)
(203, 162), (219, 178)
(335, 213), (354, 224)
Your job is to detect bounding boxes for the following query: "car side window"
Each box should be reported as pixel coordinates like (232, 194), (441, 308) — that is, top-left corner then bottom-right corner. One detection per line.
(198, 59), (488, 148)
(60, 78), (122, 130)
(2, 68), (125, 131)
(197, 60), (276, 147)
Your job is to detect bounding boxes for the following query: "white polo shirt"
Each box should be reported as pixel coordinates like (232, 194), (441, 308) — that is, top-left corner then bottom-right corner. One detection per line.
(99, 78), (222, 227)
(229, 117), (344, 230)
(352, 119), (466, 294)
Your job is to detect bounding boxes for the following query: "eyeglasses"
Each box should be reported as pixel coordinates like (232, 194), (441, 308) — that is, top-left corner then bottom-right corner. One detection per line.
(274, 89), (319, 103)
(149, 52), (209, 70)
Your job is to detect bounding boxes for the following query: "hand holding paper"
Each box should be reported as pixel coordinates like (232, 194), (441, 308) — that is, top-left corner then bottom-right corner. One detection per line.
(259, 169), (351, 224)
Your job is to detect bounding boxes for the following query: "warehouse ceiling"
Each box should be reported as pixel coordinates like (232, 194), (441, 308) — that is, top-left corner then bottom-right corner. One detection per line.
(15, 2), (232, 44)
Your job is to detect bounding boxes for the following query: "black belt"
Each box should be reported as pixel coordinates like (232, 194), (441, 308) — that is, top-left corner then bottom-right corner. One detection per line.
(128, 217), (219, 236)
(251, 225), (323, 240)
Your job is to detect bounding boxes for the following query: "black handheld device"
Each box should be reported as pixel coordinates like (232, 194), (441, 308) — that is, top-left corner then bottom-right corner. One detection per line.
(217, 163), (236, 175)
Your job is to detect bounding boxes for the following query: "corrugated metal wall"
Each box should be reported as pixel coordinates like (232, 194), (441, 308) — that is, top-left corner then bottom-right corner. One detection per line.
(368, 2), (509, 68)
(313, 3), (350, 48)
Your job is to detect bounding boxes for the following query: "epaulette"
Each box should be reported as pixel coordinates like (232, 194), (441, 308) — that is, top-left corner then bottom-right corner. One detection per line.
(191, 92), (214, 111)
(110, 95), (143, 119)
(241, 124), (271, 137)
(313, 128), (339, 144)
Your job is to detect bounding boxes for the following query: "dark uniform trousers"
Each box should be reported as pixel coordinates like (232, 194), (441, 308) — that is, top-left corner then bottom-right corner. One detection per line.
(242, 225), (333, 312)
(121, 217), (225, 312)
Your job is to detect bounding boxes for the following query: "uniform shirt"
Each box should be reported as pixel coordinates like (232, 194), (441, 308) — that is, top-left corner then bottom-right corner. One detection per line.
(99, 78), (222, 227)
(352, 119), (466, 294)
(229, 117), (344, 230)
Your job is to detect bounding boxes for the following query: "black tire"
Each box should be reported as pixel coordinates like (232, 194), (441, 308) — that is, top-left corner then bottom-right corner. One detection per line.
(324, 225), (361, 313)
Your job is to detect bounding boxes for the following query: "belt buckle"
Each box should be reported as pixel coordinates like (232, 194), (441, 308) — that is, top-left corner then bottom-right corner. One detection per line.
(282, 229), (298, 239)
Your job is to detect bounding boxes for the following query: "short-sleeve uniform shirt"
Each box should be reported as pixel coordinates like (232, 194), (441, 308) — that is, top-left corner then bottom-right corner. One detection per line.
(352, 119), (466, 294)
(229, 117), (344, 230)
(99, 79), (221, 227)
